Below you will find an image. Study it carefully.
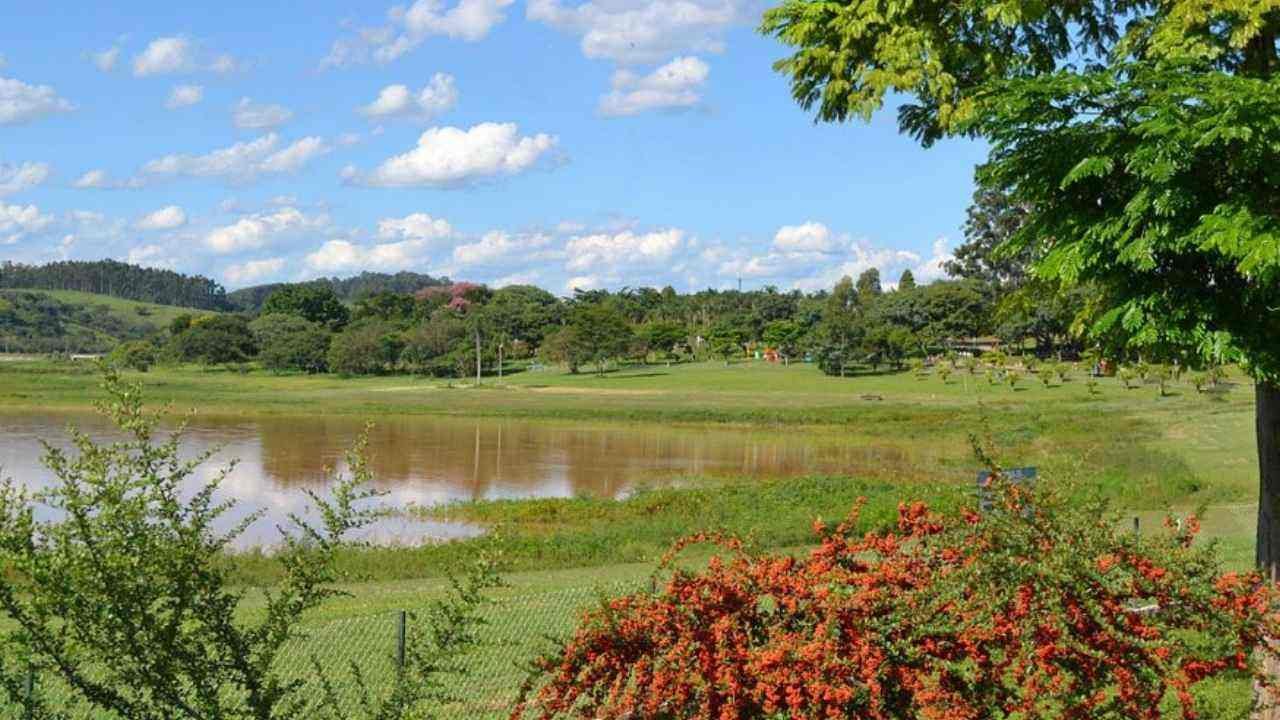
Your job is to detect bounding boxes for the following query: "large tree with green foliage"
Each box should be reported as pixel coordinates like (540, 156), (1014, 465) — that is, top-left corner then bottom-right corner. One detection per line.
(569, 305), (633, 375)
(762, 0), (1280, 698)
(262, 284), (350, 330)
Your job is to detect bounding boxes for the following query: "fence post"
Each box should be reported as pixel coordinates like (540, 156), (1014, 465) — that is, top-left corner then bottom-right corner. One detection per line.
(396, 610), (407, 670)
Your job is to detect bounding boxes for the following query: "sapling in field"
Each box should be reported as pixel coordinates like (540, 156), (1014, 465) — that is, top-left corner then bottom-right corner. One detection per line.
(0, 366), (496, 720)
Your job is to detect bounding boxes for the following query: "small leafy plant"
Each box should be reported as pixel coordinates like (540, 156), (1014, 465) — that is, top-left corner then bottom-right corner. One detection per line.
(0, 366), (496, 720)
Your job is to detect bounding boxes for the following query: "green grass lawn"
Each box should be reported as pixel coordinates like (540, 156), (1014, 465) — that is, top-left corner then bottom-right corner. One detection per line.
(0, 359), (1262, 717)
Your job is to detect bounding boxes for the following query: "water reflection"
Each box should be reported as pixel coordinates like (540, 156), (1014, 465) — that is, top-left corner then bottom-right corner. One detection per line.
(0, 411), (910, 548)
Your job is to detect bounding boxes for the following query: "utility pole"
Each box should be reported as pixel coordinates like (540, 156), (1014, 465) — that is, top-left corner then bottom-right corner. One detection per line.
(475, 329), (482, 386)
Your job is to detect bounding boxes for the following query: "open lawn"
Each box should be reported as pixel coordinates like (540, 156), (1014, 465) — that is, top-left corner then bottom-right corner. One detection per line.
(0, 359), (1261, 717)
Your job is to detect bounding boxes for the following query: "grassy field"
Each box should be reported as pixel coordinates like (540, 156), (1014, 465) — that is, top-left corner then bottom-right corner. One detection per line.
(0, 358), (1262, 716)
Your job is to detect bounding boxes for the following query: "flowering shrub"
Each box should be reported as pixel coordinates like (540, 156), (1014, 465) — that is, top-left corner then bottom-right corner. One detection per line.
(513, 480), (1279, 719)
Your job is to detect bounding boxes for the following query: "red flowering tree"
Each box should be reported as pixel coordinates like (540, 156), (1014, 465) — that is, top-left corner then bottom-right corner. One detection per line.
(513, 480), (1280, 719)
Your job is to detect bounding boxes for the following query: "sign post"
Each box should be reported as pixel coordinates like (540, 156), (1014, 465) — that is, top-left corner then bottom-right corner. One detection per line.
(976, 466), (1037, 511)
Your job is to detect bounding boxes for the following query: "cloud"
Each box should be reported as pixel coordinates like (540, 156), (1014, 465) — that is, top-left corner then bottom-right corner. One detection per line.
(232, 97), (293, 130)
(135, 205), (187, 231)
(376, 212), (453, 242)
(322, 0), (513, 67)
(599, 56), (708, 116)
(304, 216), (457, 274)
(0, 203), (54, 244)
(126, 243), (176, 268)
(0, 162), (51, 197)
(210, 54), (243, 74)
(360, 73), (458, 120)
(527, 0), (740, 64)
(132, 37), (195, 76)
(564, 275), (599, 293)
(205, 207), (325, 253)
(165, 84), (203, 109)
(0, 76), (74, 125)
(92, 47), (120, 72)
(912, 236), (956, 283)
(565, 228), (682, 272)
(304, 238), (416, 272)
(772, 221), (835, 253)
(142, 133), (331, 183)
(132, 36), (242, 76)
(72, 169), (144, 190)
(225, 257), (286, 284)
(452, 230), (553, 266)
(352, 122), (557, 187)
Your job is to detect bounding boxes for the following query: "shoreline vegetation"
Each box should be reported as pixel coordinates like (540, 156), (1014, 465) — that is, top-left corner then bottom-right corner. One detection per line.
(0, 357), (1256, 580)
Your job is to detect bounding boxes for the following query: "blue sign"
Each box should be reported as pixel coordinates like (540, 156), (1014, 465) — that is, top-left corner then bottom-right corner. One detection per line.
(976, 466), (1037, 511)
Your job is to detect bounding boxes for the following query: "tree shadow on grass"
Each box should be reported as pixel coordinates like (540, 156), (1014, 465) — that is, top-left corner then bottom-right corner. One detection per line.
(599, 372), (670, 381)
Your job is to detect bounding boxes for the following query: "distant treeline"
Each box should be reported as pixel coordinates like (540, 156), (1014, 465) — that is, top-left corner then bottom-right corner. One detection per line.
(0, 290), (164, 354)
(0, 260), (230, 311)
(227, 271), (451, 311)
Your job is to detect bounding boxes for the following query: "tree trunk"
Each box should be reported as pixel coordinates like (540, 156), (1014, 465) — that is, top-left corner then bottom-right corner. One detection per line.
(1255, 381), (1280, 720)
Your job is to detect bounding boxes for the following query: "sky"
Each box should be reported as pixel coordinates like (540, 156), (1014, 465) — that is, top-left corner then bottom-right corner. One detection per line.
(0, 0), (989, 294)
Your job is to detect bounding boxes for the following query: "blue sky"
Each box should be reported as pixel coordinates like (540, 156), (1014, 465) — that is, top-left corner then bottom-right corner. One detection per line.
(1, 0), (988, 293)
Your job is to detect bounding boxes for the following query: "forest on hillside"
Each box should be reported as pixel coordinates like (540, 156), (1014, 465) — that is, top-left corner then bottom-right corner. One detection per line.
(0, 260), (230, 310)
(226, 271), (451, 311)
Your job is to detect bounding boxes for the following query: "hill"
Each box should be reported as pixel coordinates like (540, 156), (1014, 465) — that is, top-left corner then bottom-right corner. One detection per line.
(227, 271), (451, 311)
(0, 289), (214, 354)
(0, 259), (230, 310)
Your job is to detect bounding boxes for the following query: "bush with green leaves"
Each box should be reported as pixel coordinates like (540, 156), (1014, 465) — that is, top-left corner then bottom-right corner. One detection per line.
(108, 340), (157, 372)
(251, 313), (331, 374)
(0, 367), (497, 719)
(168, 314), (258, 366)
(1118, 367), (1139, 390)
(328, 320), (405, 376)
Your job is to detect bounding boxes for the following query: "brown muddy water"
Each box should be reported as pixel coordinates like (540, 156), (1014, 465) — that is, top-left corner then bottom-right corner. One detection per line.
(0, 411), (908, 548)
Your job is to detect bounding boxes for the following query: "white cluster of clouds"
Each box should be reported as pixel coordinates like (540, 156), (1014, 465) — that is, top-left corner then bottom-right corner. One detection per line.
(346, 122), (557, 187)
(0, 162), (51, 197)
(92, 47), (120, 72)
(135, 205), (188, 231)
(142, 133), (330, 182)
(72, 169), (142, 190)
(232, 97), (293, 130)
(599, 56), (708, 116)
(527, 0), (742, 116)
(205, 206), (327, 253)
(224, 257), (287, 284)
(130, 36), (241, 77)
(165, 84), (204, 109)
(360, 73), (458, 120)
(322, 0), (514, 68)
(0, 76), (74, 125)
(527, 0), (739, 64)
(305, 212), (454, 272)
(0, 203), (54, 244)
(712, 221), (955, 291)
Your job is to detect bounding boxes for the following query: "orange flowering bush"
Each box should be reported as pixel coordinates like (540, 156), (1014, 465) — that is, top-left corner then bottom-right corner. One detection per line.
(513, 480), (1280, 719)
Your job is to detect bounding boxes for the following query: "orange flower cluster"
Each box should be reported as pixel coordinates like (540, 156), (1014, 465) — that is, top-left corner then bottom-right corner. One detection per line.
(513, 486), (1280, 720)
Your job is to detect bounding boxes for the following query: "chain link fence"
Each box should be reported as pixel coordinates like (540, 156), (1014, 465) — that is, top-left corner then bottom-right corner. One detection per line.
(3, 580), (646, 720)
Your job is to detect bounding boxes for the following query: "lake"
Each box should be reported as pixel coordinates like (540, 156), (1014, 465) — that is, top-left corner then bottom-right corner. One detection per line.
(0, 411), (907, 548)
